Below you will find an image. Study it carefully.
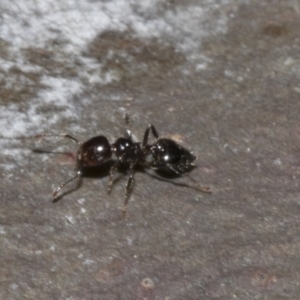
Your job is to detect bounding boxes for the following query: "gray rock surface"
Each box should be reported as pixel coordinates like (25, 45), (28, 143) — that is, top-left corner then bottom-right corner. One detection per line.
(1, 0), (300, 299)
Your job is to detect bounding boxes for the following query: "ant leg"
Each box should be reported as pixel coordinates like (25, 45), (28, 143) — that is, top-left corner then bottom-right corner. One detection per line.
(123, 164), (135, 216)
(149, 125), (159, 139)
(142, 127), (150, 147)
(34, 133), (80, 144)
(142, 124), (159, 147)
(2, 133), (80, 144)
(107, 160), (121, 194)
(53, 170), (82, 200)
(124, 113), (132, 140)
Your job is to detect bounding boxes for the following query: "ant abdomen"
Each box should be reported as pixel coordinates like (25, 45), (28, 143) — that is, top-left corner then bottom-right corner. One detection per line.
(77, 136), (112, 168)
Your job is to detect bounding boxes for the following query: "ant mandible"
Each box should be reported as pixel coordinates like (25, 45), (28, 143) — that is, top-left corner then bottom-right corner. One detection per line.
(34, 120), (212, 215)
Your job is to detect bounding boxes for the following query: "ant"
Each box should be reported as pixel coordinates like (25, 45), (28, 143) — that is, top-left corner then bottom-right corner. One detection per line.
(32, 119), (212, 216)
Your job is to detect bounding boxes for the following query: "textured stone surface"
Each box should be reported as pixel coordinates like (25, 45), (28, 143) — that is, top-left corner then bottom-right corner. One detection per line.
(1, 0), (300, 299)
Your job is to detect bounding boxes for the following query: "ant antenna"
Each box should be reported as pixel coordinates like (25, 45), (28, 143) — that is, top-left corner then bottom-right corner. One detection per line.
(144, 170), (212, 194)
(186, 174), (212, 194)
(163, 163), (212, 194)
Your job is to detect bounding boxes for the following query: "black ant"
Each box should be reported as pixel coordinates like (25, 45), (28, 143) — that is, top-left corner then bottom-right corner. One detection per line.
(31, 121), (212, 215)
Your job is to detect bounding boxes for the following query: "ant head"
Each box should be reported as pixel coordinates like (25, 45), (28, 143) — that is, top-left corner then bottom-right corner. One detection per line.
(77, 136), (112, 168)
(150, 138), (196, 171)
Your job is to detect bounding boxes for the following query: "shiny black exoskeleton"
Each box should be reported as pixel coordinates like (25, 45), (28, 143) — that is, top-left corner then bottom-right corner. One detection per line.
(36, 123), (211, 215)
(142, 124), (197, 175)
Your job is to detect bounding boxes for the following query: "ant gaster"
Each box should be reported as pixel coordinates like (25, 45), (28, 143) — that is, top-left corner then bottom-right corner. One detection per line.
(34, 122), (212, 215)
